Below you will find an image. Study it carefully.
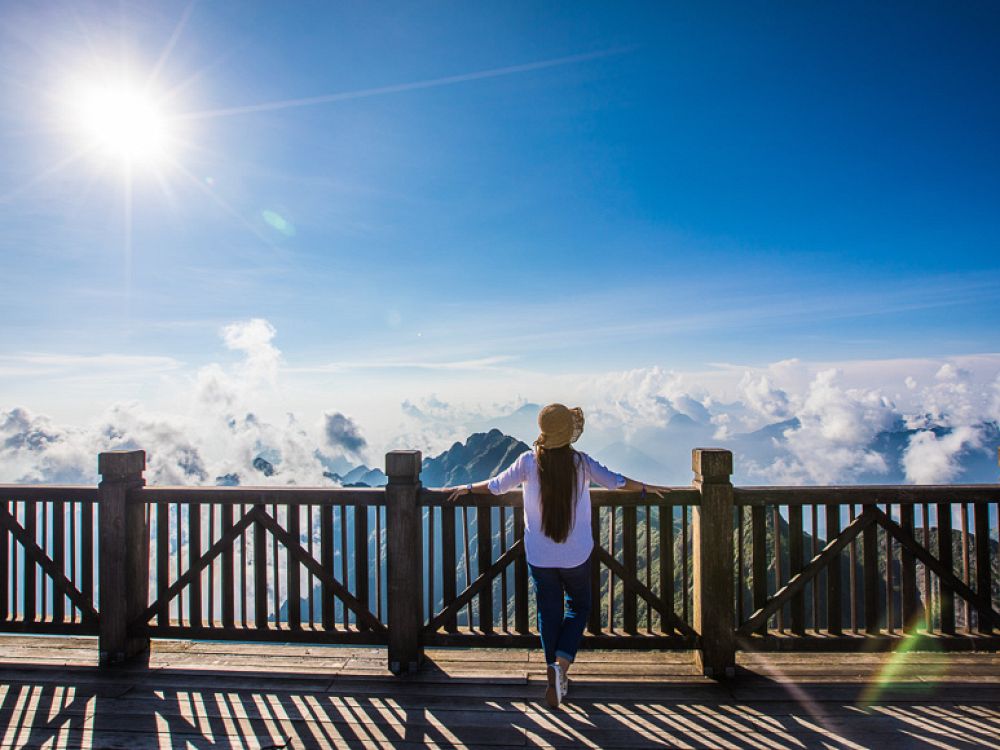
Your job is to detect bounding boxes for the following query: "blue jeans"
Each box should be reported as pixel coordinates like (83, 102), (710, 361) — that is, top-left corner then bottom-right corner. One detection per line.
(528, 556), (592, 664)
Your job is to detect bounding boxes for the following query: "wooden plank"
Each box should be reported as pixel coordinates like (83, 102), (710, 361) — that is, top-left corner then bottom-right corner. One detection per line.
(735, 485), (1000, 506)
(901, 504), (917, 633)
(885, 503), (894, 633)
(622, 504), (638, 634)
(287, 503), (301, 630)
(187, 502), (201, 627)
(961, 501), (972, 632)
(825, 505), (842, 635)
(137, 486), (385, 506)
(426, 504), (435, 628)
(863, 515), (879, 634)
(751, 505), (767, 636)
(477, 506), (493, 634)
(975, 502), (992, 635)
(442, 504), (457, 632)
(810, 504), (819, 632)
(938, 502), (956, 634)
(0, 486), (99, 502)
(221, 503), (234, 628)
(339, 504), (348, 628)
(320, 504), (334, 630)
(773, 504), (783, 632)
(513, 510), (528, 635)
(788, 505), (804, 635)
(420, 487), (701, 507)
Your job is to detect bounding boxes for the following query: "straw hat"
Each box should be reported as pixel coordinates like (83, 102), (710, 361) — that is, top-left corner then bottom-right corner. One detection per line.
(534, 404), (584, 449)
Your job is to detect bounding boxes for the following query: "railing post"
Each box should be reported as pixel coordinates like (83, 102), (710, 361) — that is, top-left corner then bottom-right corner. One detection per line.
(98, 450), (148, 665)
(692, 448), (736, 678)
(385, 450), (423, 674)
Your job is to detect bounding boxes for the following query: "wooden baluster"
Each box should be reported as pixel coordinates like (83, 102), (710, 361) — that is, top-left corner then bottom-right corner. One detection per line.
(662, 504), (675, 635)
(961, 502), (971, 632)
(287, 504), (301, 631)
(773, 505), (783, 632)
(975, 502), (992, 634)
(922, 503), (932, 631)
(462, 506), (472, 625)
(514, 509), (528, 634)
(863, 509), (879, 635)
(788, 505), (804, 636)
(426, 505), (435, 624)
(681, 506), (689, 627)
(442, 504), (457, 632)
(307, 505), (315, 626)
(736, 505), (745, 624)
(189, 502), (202, 628)
(254, 504), (267, 629)
(751, 505), (767, 636)
(477, 506), (493, 634)
(645, 504), (653, 633)
(69, 502), (76, 622)
(320, 504), (334, 630)
(240, 503), (248, 628)
(221, 503), (234, 629)
(825, 505), (842, 635)
(272, 504), (281, 628)
(500, 507), (509, 632)
(589, 505), (601, 634)
(885, 504), (894, 633)
(24, 500), (35, 622)
(355, 505), (369, 631)
(81, 501), (93, 623)
(208, 505), (215, 627)
(901, 504), (917, 633)
(375, 505), (382, 623)
(849, 505), (858, 633)
(340, 505), (348, 628)
(11, 503), (18, 621)
(156, 503), (169, 628)
(175, 502), (183, 625)
(937, 502), (955, 635)
(811, 504), (819, 632)
(41, 501), (47, 622)
(53, 500), (65, 623)
(622, 504), (638, 634)
(608, 507), (616, 630)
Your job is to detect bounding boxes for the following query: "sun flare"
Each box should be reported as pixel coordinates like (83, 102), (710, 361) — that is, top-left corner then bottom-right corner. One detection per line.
(70, 78), (171, 165)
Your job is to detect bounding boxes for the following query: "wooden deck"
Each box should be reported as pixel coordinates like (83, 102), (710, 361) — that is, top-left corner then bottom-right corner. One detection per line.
(0, 637), (999, 749)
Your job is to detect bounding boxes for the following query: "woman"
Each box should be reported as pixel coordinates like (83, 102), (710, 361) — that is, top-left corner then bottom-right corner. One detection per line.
(445, 403), (667, 708)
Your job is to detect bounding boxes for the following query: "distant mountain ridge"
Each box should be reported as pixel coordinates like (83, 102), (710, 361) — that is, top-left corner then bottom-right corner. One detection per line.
(419, 429), (530, 487)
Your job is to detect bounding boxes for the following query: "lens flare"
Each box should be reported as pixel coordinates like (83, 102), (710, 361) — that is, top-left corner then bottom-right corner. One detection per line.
(70, 78), (171, 165)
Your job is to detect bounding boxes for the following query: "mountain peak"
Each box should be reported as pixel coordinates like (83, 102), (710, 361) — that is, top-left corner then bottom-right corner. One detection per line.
(420, 430), (530, 487)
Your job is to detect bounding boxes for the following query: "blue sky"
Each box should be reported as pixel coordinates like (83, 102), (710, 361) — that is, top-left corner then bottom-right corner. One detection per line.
(1, 1), (998, 483)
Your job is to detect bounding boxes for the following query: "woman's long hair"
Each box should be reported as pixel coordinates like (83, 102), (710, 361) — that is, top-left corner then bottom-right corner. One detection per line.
(537, 445), (578, 543)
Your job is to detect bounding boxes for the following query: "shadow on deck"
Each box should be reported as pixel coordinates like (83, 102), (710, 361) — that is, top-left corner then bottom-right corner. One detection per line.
(1, 637), (999, 749)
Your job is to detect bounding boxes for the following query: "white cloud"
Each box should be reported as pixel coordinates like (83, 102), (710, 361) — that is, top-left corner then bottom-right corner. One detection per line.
(902, 426), (982, 484)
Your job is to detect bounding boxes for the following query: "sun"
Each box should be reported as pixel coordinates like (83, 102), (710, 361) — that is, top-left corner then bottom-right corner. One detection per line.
(70, 78), (172, 165)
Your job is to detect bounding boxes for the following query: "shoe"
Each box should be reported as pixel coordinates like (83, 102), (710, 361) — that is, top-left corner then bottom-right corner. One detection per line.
(560, 667), (569, 697)
(545, 663), (563, 708)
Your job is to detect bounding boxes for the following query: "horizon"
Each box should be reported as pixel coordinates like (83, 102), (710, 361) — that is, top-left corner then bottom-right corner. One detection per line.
(1, 2), (998, 486)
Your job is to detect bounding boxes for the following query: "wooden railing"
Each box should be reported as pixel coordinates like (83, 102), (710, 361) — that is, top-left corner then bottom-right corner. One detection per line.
(0, 448), (996, 676)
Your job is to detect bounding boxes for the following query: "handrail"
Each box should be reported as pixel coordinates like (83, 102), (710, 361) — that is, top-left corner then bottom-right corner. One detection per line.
(735, 484), (1000, 505)
(134, 485), (385, 505)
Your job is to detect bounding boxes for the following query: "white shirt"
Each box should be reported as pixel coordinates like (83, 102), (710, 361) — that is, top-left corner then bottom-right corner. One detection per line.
(487, 449), (626, 568)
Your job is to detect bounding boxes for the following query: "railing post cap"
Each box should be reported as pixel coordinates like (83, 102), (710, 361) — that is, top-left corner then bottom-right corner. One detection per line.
(385, 450), (422, 481)
(98, 450), (146, 478)
(692, 448), (732, 479)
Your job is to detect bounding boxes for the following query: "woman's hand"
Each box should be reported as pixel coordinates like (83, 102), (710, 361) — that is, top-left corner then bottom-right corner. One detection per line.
(443, 485), (471, 503)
